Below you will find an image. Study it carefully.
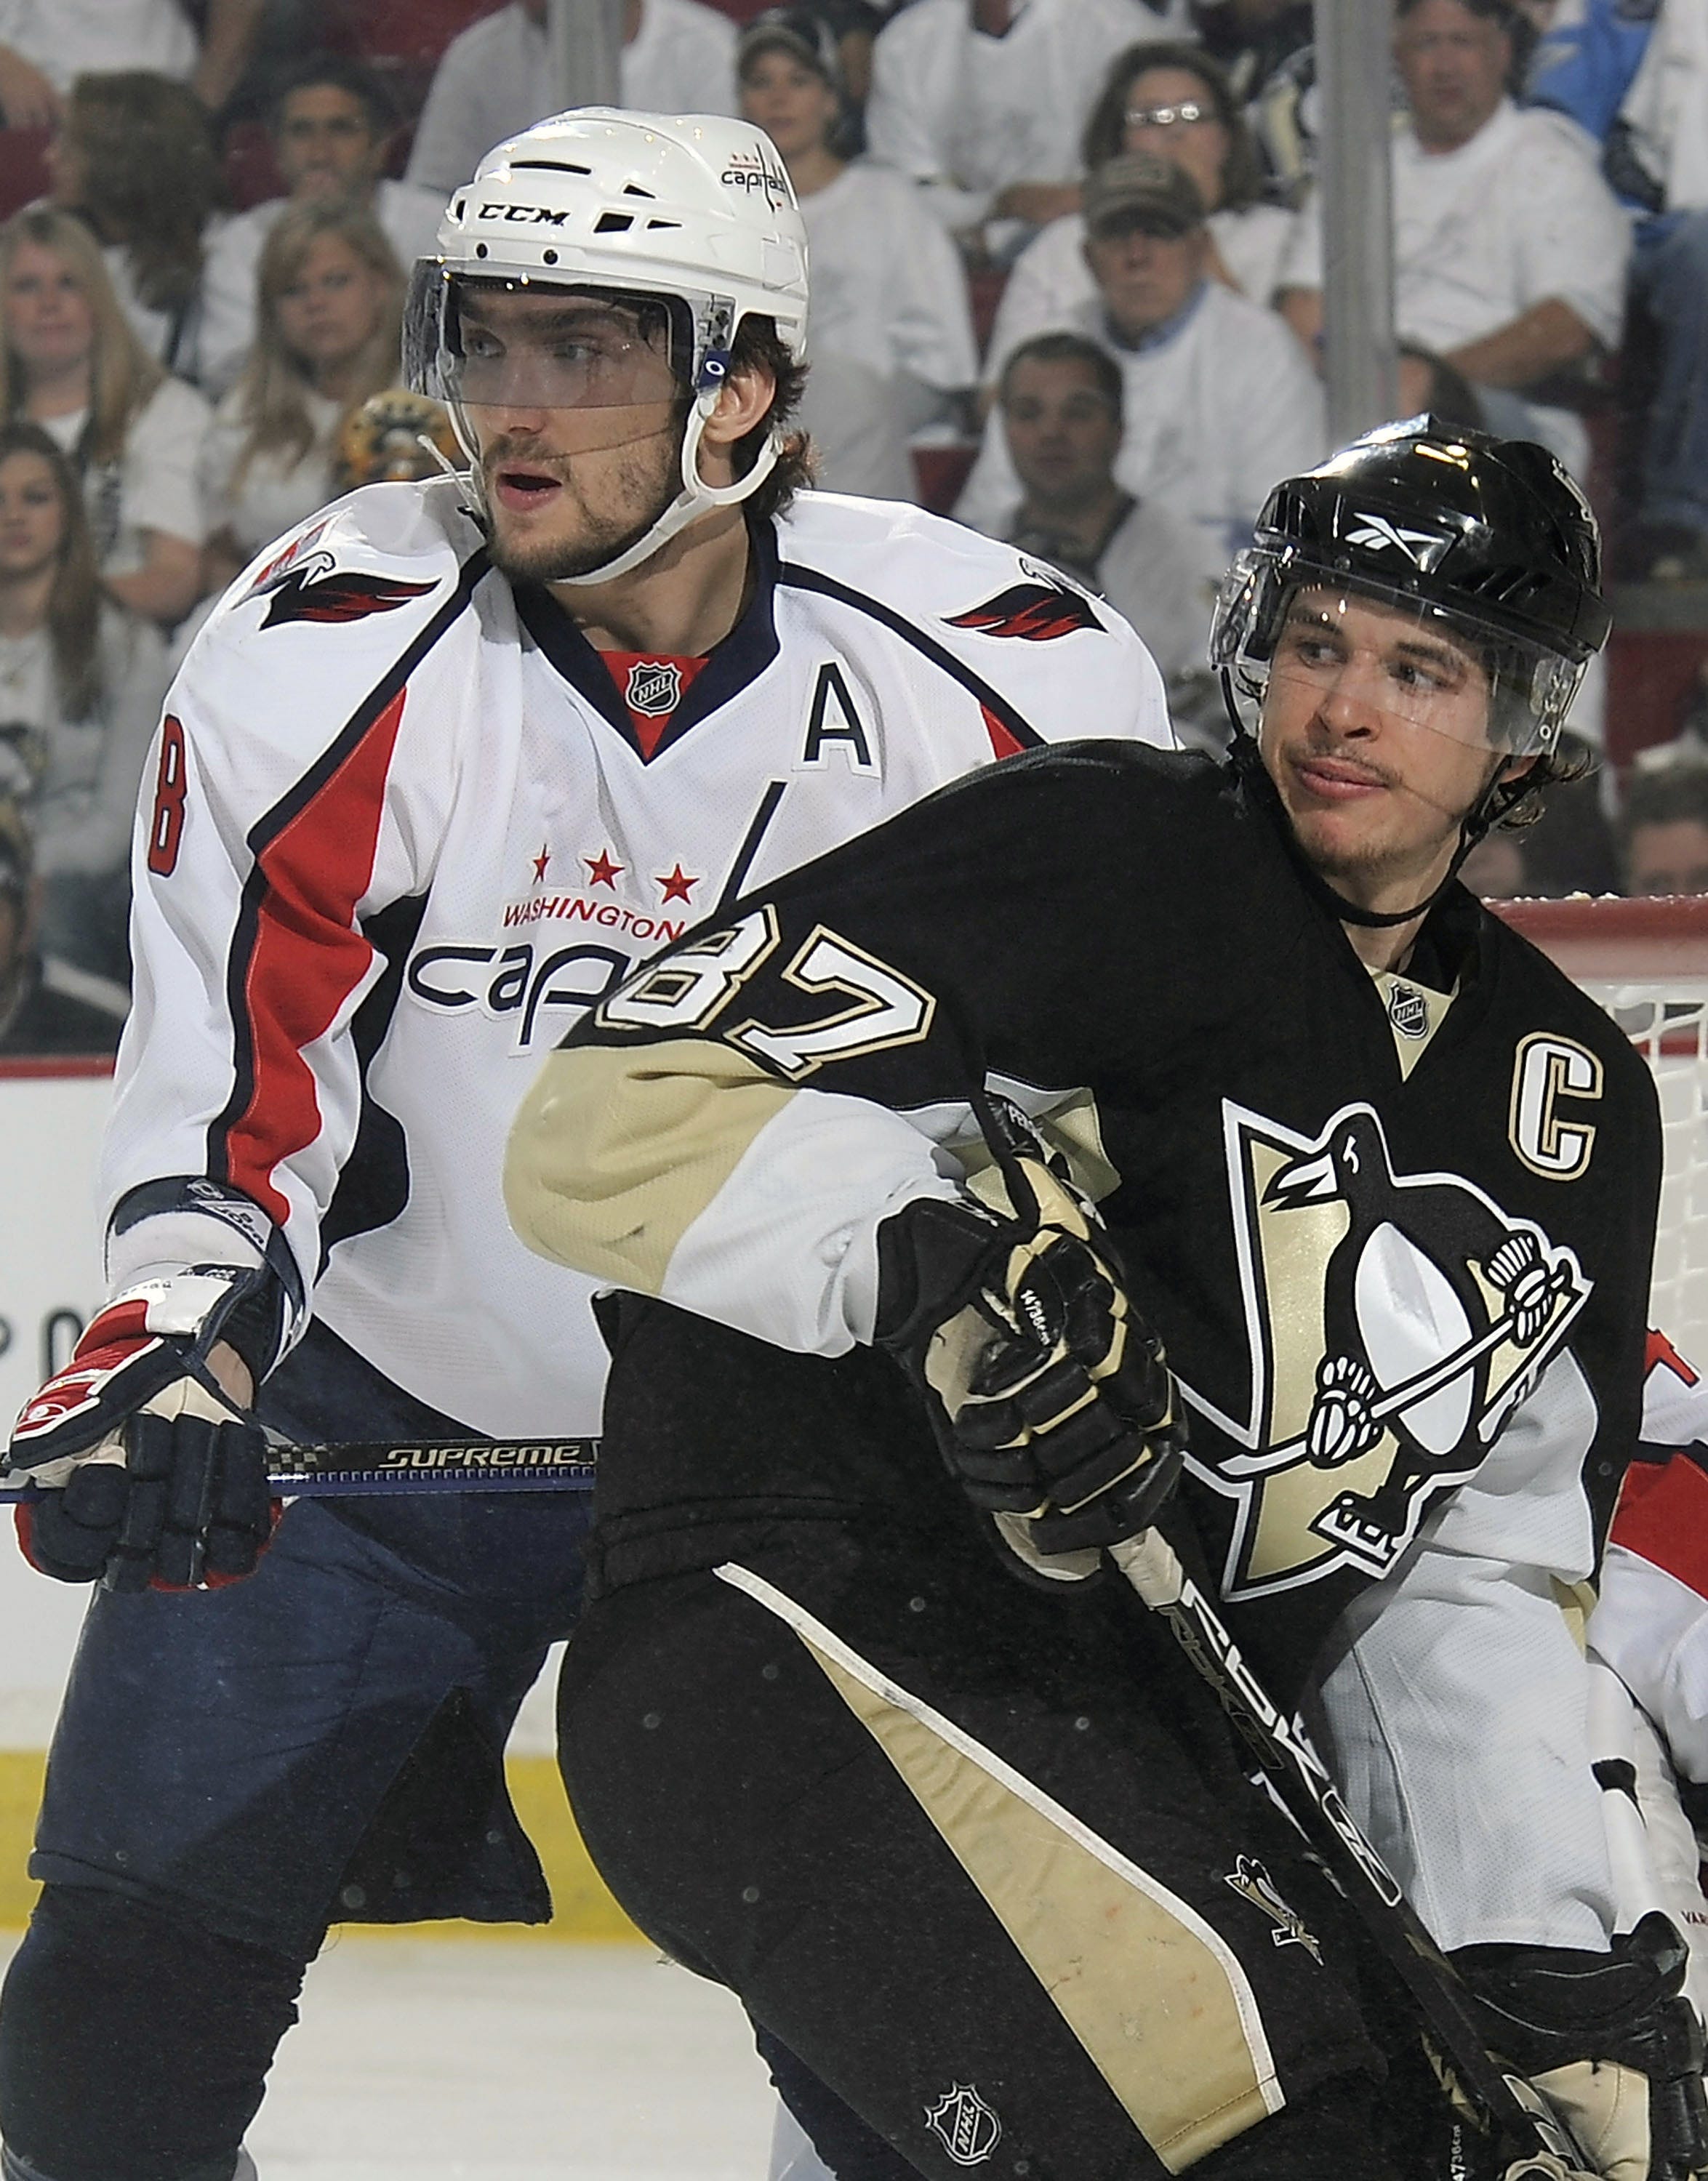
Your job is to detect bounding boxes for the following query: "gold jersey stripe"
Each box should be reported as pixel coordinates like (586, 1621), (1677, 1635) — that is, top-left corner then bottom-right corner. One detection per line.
(506, 1038), (794, 1293)
(715, 1562), (1283, 2172)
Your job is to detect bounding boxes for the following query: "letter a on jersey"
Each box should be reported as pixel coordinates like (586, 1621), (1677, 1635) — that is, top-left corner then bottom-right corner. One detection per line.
(1190, 1100), (1589, 1600)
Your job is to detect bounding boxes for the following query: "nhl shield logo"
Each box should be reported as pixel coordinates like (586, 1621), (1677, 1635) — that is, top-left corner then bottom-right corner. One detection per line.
(924, 2084), (1002, 2166)
(1188, 1098), (1589, 1599)
(625, 659), (682, 716)
(1387, 982), (1430, 1040)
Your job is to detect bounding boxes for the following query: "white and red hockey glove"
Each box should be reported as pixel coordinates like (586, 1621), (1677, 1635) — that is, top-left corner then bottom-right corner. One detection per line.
(7, 1267), (279, 1591)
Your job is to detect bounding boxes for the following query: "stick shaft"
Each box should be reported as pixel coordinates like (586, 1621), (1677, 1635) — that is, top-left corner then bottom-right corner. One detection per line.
(0, 1438), (598, 1500)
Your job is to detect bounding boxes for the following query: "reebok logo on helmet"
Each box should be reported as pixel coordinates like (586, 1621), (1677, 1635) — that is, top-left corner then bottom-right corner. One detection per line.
(1344, 513), (1453, 569)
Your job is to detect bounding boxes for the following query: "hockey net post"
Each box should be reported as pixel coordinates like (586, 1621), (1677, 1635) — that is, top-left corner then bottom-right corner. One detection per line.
(1494, 895), (1708, 1368)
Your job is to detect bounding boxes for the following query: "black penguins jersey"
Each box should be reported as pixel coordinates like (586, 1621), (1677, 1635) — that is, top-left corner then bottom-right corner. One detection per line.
(508, 741), (1661, 1699)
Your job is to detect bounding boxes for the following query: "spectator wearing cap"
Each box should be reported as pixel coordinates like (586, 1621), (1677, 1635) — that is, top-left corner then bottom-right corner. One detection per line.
(956, 152), (1326, 580)
(0, 798), (124, 1056)
(863, 0), (1194, 261)
(0, 206), (209, 628)
(998, 329), (1209, 710)
(986, 39), (1299, 387)
(740, 8), (977, 497)
(1623, 759), (1708, 896)
(406, 0), (740, 200)
(46, 71), (228, 381)
(0, 0), (262, 129)
(199, 56), (448, 400)
(0, 419), (169, 989)
(1275, 0), (1629, 481)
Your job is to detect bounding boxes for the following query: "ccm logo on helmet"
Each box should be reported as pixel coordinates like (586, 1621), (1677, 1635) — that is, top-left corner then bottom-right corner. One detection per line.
(476, 202), (570, 225)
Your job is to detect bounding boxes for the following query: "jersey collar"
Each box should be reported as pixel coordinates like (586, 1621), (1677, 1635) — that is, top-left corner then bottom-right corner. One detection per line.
(513, 517), (782, 764)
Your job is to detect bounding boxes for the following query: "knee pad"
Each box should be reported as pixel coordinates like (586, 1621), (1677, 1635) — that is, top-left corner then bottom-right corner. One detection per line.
(0, 1885), (304, 2181)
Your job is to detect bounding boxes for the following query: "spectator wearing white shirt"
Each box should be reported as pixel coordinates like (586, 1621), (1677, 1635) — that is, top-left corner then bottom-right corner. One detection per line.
(0, 206), (207, 629)
(956, 153), (1326, 580)
(986, 39), (1296, 385)
(998, 329), (1209, 711)
(739, 8), (977, 497)
(201, 200), (407, 592)
(0, 420), (170, 988)
(863, 0), (1195, 260)
(46, 71), (227, 381)
(1275, 0), (1630, 478)
(199, 55), (446, 398)
(404, 0), (740, 200)
(0, 0), (262, 127)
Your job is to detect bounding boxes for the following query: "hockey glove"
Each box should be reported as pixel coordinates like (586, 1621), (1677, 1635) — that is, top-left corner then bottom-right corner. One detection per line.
(1455, 1912), (1708, 2181)
(875, 1153), (1185, 1557)
(7, 1269), (280, 1590)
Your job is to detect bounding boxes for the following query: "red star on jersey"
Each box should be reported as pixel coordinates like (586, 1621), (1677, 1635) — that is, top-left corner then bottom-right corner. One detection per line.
(584, 848), (624, 889)
(655, 863), (697, 904)
(531, 845), (551, 883)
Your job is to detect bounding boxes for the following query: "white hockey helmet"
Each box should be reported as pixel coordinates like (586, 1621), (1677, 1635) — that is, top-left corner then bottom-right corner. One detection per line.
(404, 108), (810, 583)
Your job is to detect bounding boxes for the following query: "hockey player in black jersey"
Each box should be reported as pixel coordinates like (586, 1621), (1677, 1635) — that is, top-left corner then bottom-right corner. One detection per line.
(507, 419), (1708, 2181)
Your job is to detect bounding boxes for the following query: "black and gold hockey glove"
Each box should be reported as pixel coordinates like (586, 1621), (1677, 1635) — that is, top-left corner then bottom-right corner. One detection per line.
(875, 1152), (1185, 1557)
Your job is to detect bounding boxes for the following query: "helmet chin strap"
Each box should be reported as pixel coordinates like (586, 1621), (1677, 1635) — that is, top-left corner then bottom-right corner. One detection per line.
(1221, 670), (1520, 933)
(548, 392), (780, 588)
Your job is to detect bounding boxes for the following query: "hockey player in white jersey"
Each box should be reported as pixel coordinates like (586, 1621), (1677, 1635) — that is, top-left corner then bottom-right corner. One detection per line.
(0, 110), (1171, 2181)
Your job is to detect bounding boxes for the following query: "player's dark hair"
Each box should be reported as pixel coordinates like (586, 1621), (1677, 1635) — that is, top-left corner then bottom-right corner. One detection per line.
(1623, 759), (1708, 841)
(999, 332), (1123, 419)
(1082, 42), (1264, 214)
(727, 313), (814, 522)
(1488, 740), (1594, 832)
(268, 52), (398, 137)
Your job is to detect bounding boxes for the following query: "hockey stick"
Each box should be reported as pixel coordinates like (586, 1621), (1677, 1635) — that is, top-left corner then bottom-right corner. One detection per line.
(963, 1091), (1597, 2180)
(0, 1437), (597, 1501)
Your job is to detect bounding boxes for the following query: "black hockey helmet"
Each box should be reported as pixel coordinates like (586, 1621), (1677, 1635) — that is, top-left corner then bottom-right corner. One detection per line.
(1211, 414), (1611, 757)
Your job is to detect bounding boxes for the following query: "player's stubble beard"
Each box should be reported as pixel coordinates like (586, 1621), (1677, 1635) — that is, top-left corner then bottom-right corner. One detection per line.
(480, 411), (683, 585)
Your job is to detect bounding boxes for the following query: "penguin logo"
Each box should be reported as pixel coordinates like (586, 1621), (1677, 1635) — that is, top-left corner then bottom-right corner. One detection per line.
(1187, 1099), (1589, 1599)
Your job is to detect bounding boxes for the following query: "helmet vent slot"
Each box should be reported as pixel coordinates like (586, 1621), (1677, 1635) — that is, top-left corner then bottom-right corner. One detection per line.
(511, 158), (592, 175)
(622, 182), (656, 198)
(646, 218), (681, 231)
(595, 212), (635, 233)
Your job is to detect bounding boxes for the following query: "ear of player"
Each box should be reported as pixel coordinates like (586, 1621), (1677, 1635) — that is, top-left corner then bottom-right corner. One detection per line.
(5, 1267), (280, 1591)
(875, 1153), (1185, 1557)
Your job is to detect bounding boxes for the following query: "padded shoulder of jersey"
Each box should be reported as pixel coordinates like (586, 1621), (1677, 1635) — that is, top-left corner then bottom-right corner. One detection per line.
(773, 490), (1168, 732)
(1480, 903), (1663, 1118)
(177, 477), (487, 746)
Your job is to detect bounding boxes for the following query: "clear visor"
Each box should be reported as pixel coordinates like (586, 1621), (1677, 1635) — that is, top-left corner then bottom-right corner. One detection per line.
(417, 273), (694, 411)
(1211, 555), (1584, 760)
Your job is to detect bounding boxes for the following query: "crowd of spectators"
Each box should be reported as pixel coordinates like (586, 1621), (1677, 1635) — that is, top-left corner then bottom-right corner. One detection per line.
(0, 0), (1706, 1061)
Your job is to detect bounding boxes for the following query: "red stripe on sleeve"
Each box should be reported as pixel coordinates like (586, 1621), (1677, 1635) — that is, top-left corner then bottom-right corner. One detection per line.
(979, 703), (1025, 760)
(222, 689), (406, 1226)
(1611, 1451), (1708, 1602)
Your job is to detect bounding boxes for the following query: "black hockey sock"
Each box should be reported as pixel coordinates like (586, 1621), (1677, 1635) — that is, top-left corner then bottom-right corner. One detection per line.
(0, 1884), (308, 2181)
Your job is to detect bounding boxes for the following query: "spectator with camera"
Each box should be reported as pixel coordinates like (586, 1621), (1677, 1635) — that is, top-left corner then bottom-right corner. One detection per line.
(956, 152), (1324, 579)
(739, 7), (977, 496)
(199, 55), (446, 400)
(0, 419), (168, 990)
(987, 39), (1299, 384)
(0, 206), (208, 629)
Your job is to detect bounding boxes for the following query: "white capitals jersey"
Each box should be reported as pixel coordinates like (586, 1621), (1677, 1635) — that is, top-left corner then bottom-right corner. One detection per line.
(104, 478), (1171, 1435)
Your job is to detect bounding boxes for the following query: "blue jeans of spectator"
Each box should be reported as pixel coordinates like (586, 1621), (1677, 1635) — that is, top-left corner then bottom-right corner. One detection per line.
(1632, 210), (1708, 537)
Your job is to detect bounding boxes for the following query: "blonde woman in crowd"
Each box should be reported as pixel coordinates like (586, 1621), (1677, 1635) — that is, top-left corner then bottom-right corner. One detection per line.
(200, 198), (409, 588)
(46, 70), (228, 377)
(985, 39), (1298, 384)
(0, 419), (169, 987)
(0, 205), (209, 627)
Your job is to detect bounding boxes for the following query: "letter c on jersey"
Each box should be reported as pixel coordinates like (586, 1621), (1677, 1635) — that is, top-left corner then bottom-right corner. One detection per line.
(1509, 1032), (1603, 1181)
